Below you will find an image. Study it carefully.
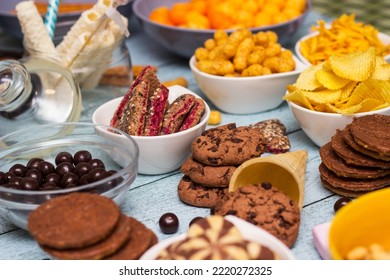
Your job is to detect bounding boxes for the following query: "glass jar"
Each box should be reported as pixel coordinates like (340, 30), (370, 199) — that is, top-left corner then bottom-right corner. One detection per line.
(0, 57), (82, 139)
(24, 37), (133, 91)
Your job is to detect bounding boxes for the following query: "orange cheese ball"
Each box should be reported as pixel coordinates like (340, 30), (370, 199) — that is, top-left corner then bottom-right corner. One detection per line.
(148, 0), (307, 29)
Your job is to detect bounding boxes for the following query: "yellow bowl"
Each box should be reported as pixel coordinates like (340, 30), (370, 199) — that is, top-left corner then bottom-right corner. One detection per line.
(329, 188), (390, 260)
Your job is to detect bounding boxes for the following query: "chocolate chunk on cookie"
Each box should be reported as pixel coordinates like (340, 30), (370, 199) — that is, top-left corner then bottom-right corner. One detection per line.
(320, 142), (390, 179)
(41, 214), (132, 260)
(105, 217), (158, 260)
(350, 114), (390, 157)
(181, 156), (237, 188)
(213, 184), (300, 248)
(178, 175), (228, 208)
(28, 193), (121, 250)
(192, 123), (266, 166)
(249, 119), (290, 153)
(331, 129), (390, 169)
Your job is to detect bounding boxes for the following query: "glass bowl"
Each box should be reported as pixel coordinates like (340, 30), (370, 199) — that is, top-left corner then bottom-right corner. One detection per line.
(0, 122), (139, 230)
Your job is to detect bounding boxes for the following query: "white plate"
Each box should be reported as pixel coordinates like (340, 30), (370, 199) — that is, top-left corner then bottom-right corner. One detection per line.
(140, 215), (296, 260)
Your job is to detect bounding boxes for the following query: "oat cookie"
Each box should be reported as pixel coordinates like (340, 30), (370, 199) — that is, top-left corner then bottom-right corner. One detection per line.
(41, 214), (132, 260)
(28, 193), (121, 249)
(212, 184), (300, 248)
(180, 156), (237, 187)
(178, 176), (228, 208)
(191, 123), (266, 166)
(105, 217), (157, 260)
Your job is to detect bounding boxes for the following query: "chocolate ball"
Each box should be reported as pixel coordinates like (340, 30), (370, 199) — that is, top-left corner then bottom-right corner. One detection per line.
(73, 150), (92, 165)
(74, 162), (92, 177)
(89, 159), (105, 169)
(21, 177), (39, 191)
(55, 162), (74, 177)
(87, 167), (106, 183)
(0, 171), (9, 185)
(159, 213), (179, 234)
(60, 172), (79, 188)
(37, 161), (55, 176)
(44, 173), (60, 186)
(334, 197), (352, 213)
(9, 164), (27, 177)
(189, 216), (204, 227)
(55, 151), (73, 165)
(25, 169), (43, 184)
(26, 158), (44, 169)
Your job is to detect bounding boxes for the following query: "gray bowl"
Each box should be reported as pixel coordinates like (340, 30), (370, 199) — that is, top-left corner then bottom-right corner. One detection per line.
(133, 0), (311, 58)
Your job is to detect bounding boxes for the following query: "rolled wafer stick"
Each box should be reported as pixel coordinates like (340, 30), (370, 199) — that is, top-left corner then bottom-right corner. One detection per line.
(15, 1), (57, 60)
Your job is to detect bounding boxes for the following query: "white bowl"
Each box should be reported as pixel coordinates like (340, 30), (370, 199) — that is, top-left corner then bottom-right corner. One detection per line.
(295, 31), (390, 66)
(140, 215), (296, 260)
(287, 100), (390, 147)
(190, 55), (307, 114)
(92, 85), (210, 175)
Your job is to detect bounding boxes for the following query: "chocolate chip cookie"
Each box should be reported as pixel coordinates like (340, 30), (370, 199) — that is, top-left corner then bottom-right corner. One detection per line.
(212, 184), (300, 248)
(178, 176), (228, 208)
(181, 156), (237, 187)
(191, 123), (266, 166)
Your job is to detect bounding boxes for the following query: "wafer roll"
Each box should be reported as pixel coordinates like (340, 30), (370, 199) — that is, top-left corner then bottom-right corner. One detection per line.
(16, 1), (57, 60)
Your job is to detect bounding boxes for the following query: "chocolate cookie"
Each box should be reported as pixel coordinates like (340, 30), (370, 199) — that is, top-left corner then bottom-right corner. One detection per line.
(105, 217), (157, 260)
(244, 240), (278, 260)
(178, 176), (228, 208)
(28, 193), (121, 249)
(249, 119), (291, 153)
(350, 114), (390, 157)
(213, 184), (300, 248)
(180, 156), (237, 188)
(160, 94), (196, 135)
(191, 123), (266, 166)
(320, 142), (390, 179)
(331, 129), (390, 169)
(319, 163), (390, 196)
(41, 214), (132, 260)
(342, 125), (390, 161)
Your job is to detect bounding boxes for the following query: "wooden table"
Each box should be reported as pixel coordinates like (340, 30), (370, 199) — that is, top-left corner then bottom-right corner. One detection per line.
(0, 11), (338, 260)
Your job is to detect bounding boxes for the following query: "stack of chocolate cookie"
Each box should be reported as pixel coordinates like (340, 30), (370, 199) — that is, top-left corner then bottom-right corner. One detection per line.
(28, 193), (157, 260)
(178, 123), (267, 208)
(178, 120), (291, 208)
(319, 114), (390, 197)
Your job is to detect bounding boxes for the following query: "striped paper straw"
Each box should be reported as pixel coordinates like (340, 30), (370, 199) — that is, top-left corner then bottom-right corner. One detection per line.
(44, 0), (61, 39)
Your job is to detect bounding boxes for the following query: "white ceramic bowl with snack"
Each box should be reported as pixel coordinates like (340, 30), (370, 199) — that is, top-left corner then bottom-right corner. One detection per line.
(140, 215), (296, 260)
(190, 55), (307, 114)
(92, 85), (210, 175)
(287, 102), (390, 147)
(295, 31), (390, 66)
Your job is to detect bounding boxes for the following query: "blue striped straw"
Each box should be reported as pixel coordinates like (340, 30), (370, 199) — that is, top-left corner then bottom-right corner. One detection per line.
(44, 0), (61, 39)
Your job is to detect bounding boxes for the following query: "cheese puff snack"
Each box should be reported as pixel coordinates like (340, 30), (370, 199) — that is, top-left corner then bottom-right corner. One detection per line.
(194, 28), (296, 77)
